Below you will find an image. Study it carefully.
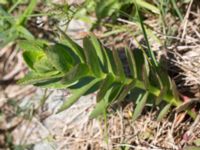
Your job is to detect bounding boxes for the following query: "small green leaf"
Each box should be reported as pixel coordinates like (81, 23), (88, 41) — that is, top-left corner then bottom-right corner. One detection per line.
(90, 86), (114, 118)
(133, 92), (149, 121)
(156, 67), (171, 91)
(59, 28), (85, 62)
(83, 36), (103, 77)
(171, 80), (180, 102)
(125, 47), (137, 78)
(91, 82), (124, 118)
(61, 63), (90, 84)
(34, 78), (76, 89)
(109, 82), (124, 102)
(89, 98), (109, 119)
(155, 87), (167, 105)
(133, 49), (145, 80)
(117, 80), (136, 102)
(19, 40), (45, 52)
(102, 47), (114, 73)
(142, 61), (150, 89)
(89, 34), (105, 66)
(97, 73), (115, 102)
(157, 104), (171, 121)
(104, 47), (117, 74)
(22, 51), (44, 70)
(89, 34), (114, 73)
(112, 49), (126, 80)
(175, 99), (200, 113)
(33, 56), (56, 74)
(18, 71), (61, 85)
(0, 29), (18, 48)
(57, 78), (101, 113)
(45, 44), (74, 73)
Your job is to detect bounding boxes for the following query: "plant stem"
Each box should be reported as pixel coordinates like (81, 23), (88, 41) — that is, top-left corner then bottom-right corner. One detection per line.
(125, 78), (196, 119)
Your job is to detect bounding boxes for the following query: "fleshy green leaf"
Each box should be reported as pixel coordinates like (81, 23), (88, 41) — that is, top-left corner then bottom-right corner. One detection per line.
(171, 80), (180, 102)
(125, 47), (137, 78)
(156, 67), (171, 91)
(59, 28), (85, 62)
(19, 40), (46, 52)
(91, 82), (124, 119)
(133, 49), (145, 80)
(142, 60), (150, 89)
(33, 56), (56, 74)
(89, 34), (105, 66)
(102, 47), (114, 73)
(22, 51), (45, 70)
(61, 63), (90, 85)
(90, 87), (113, 119)
(90, 99), (109, 119)
(83, 36), (103, 77)
(117, 80), (136, 102)
(133, 92), (149, 121)
(97, 73), (115, 102)
(112, 49), (126, 80)
(155, 87), (167, 105)
(57, 78), (101, 113)
(18, 71), (61, 85)
(108, 82), (124, 102)
(45, 44), (74, 73)
(104, 47), (118, 74)
(157, 104), (171, 121)
(34, 78), (74, 89)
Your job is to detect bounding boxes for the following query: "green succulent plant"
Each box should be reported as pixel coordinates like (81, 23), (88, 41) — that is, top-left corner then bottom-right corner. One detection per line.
(18, 32), (196, 120)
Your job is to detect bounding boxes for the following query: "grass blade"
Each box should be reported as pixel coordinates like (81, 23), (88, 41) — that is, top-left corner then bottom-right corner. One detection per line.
(16, 0), (37, 25)
(134, 2), (158, 67)
(135, 0), (160, 14)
